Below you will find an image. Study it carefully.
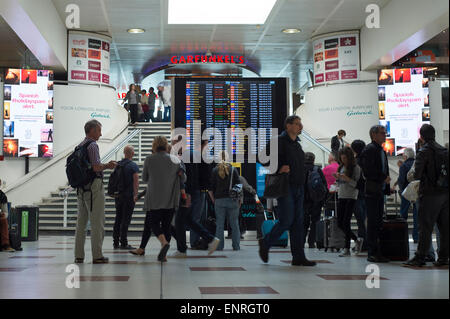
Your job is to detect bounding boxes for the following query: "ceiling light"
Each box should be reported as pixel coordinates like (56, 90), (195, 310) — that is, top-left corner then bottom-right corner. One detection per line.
(168, 0), (277, 24)
(127, 28), (145, 34)
(282, 28), (301, 34)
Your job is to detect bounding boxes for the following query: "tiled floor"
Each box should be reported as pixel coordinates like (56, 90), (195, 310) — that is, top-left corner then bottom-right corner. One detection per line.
(0, 234), (448, 299)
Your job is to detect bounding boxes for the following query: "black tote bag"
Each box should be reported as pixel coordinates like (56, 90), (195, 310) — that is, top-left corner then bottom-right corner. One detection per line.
(263, 173), (289, 198)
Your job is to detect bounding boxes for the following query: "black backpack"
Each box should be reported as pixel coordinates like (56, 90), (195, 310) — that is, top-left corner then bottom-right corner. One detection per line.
(307, 166), (327, 202)
(66, 140), (96, 188)
(433, 146), (449, 189)
(107, 161), (128, 198)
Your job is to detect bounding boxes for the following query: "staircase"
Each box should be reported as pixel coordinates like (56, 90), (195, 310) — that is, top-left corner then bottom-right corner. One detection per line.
(37, 122), (172, 233)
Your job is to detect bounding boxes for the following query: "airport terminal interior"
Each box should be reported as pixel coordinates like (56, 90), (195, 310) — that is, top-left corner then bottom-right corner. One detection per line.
(0, 0), (449, 300)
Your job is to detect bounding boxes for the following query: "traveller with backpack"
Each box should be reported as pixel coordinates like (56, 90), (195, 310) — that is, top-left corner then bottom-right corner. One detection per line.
(405, 124), (449, 267)
(334, 146), (363, 257)
(108, 145), (139, 250)
(303, 152), (327, 248)
(67, 120), (117, 264)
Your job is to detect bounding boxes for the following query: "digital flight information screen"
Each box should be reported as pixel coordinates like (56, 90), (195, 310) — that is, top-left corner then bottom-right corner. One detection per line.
(174, 77), (288, 160)
(174, 77), (288, 230)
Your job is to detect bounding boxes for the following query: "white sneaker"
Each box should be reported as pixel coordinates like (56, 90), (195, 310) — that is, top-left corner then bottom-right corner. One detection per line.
(208, 238), (220, 255)
(354, 238), (364, 254)
(171, 251), (187, 258)
(339, 248), (351, 257)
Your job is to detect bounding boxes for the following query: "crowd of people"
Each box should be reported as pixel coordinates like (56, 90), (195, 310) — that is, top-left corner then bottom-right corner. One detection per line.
(121, 83), (171, 125)
(3, 115), (445, 270)
(69, 117), (448, 267)
(257, 118), (448, 266)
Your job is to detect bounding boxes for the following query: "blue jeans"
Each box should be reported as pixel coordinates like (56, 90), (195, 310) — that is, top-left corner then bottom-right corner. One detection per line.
(263, 185), (306, 260)
(215, 198), (240, 250)
(399, 194), (418, 241)
(189, 190), (205, 246)
(164, 106), (171, 122)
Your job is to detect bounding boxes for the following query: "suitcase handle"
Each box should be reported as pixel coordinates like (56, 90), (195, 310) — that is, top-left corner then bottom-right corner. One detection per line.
(263, 210), (277, 221)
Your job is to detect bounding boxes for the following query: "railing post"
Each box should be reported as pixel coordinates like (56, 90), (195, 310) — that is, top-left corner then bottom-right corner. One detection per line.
(63, 190), (68, 228)
(322, 150), (326, 168)
(138, 131), (142, 163)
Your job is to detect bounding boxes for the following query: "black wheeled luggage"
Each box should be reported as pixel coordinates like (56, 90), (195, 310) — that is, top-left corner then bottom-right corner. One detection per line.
(380, 191), (409, 261)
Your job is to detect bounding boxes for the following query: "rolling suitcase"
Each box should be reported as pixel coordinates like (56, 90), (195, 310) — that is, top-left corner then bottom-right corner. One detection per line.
(261, 210), (288, 248)
(9, 223), (22, 251)
(380, 191), (409, 261)
(323, 192), (345, 252)
(7, 207), (22, 251)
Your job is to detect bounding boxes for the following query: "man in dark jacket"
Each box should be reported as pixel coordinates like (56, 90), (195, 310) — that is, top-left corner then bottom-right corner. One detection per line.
(331, 130), (346, 157)
(360, 125), (391, 263)
(406, 124), (449, 267)
(258, 115), (316, 266)
(113, 146), (139, 250)
(303, 152), (327, 248)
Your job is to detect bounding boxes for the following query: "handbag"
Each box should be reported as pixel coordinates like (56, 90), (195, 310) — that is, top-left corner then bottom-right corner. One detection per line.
(263, 173), (289, 198)
(228, 166), (243, 201)
(402, 180), (419, 203)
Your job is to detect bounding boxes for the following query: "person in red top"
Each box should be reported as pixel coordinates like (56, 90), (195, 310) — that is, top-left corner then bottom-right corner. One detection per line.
(322, 153), (339, 190)
(322, 153), (339, 217)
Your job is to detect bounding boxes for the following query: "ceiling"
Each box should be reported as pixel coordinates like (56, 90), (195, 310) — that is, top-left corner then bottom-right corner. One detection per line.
(3, 0), (394, 92)
(0, 16), (42, 71)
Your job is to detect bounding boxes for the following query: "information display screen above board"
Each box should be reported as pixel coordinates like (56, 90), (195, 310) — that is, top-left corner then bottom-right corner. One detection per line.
(312, 32), (360, 85)
(3, 68), (54, 158)
(174, 77), (288, 161)
(377, 67), (429, 156)
(68, 31), (111, 85)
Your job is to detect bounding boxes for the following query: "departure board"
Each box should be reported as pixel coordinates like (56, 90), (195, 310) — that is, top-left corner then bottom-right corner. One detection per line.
(174, 77), (288, 231)
(174, 78), (288, 161)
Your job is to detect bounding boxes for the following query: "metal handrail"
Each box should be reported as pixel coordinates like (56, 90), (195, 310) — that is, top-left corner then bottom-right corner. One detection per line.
(58, 128), (142, 228)
(300, 130), (332, 168)
(301, 130), (332, 154)
(101, 128), (143, 163)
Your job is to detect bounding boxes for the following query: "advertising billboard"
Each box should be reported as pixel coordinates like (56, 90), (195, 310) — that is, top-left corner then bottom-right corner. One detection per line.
(3, 68), (54, 158)
(377, 67), (429, 155)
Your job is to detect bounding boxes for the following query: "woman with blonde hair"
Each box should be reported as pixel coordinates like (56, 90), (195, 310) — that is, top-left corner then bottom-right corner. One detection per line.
(210, 151), (241, 250)
(130, 136), (185, 261)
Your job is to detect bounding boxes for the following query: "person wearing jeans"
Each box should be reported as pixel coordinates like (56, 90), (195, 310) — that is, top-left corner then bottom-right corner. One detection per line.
(396, 148), (419, 242)
(210, 152), (241, 251)
(258, 115), (316, 266)
(215, 198), (241, 251)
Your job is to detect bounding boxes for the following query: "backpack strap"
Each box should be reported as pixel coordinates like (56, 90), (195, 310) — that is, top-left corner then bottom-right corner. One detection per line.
(229, 165), (234, 191)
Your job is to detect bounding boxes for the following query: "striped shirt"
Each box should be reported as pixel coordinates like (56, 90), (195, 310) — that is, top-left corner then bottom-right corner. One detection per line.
(79, 137), (102, 178)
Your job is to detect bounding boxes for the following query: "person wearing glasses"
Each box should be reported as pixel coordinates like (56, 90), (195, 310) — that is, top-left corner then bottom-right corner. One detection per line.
(360, 125), (392, 263)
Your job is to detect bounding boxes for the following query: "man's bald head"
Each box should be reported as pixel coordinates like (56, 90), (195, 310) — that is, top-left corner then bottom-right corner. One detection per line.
(124, 145), (134, 159)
